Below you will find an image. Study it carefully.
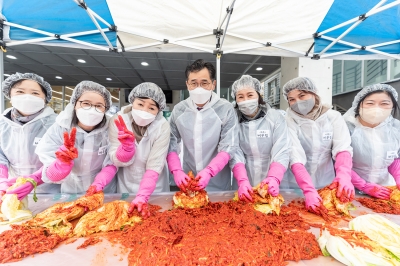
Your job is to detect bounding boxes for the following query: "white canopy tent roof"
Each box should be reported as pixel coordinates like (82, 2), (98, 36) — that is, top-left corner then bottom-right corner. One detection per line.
(1, 0), (400, 108)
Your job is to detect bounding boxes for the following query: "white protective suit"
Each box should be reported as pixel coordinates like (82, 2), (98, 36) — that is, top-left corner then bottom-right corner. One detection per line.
(108, 105), (170, 193)
(344, 111), (400, 186)
(230, 106), (290, 186)
(169, 92), (238, 191)
(281, 108), (353, 189)
(35, 104), (116, 194)
(0, 107), (59, 193)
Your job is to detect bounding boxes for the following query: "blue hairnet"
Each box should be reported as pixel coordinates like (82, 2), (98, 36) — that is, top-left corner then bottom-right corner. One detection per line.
(2, 72), (52, 103)
(128, 82), (166, 111)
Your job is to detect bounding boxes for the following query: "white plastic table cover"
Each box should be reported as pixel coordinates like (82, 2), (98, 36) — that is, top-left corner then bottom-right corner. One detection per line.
(1, 189), (400, 266)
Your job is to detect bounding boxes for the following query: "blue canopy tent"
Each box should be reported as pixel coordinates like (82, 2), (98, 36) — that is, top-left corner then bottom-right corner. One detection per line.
(1, 0), (400, 110)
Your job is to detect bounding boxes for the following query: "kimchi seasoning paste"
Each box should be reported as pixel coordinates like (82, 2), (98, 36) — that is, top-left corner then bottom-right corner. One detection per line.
(0, 225), (66, 263)
(357, 198), (400, 215)
(105, 201), (321, 265)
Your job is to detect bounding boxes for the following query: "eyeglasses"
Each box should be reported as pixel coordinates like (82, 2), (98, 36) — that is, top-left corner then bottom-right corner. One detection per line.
(78, 100), (106, 113)
(188, 81), (213, 89)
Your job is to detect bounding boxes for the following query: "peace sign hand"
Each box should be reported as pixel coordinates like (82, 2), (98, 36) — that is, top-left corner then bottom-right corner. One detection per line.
(114, 115), (135, 147)
(56, 127), (78, 163)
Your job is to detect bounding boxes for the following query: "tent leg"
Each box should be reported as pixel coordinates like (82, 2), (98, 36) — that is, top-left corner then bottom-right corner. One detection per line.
(216, 54), (221, 97)
(0, 52), (4, 112)
(62, 86), (65, 110)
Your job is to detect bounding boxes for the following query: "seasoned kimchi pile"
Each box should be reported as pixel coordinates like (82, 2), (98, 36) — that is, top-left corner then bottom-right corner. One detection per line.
(357, 186), (400, 214)
(23, 192), (104, 237)
(0, 184), (327, 265)
(288, 185), (355, 224)
(106, 201), (321, 266)
(173, 171), (209, 209)
(74, 200), (142, 237)
(233, 184), (284, 215)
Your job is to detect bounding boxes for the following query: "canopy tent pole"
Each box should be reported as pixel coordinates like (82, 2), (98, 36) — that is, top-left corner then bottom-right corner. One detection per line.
(7, 37), (56, 46)
(122, 32), (213, 52)
(75, 0), (116, 51)
(313, 0), (400, 59)
(320, 48), (360, 58)
(225, 44), (265, 55)
(88, 9), (112, 29)
(216, 53), (221, 97)
(124, 41), (164, 52)
(219, 0), (235, 51)
(319, 35), (400, 60)
(268, 43), (306, 56)
(318, 0), (387, 36)
(318, 20), (364, 56)
(365, 48), (400, 60)
(0, 16), (4, 113)
(0, 51), (4, 113)
(317, 0), (386, 57)
(62, 86), (65, 110)
(4, 21), (110, 51)
(225, 32), (310, 56)
(213, 0), (236, 98)
(368, 39), (400, 49)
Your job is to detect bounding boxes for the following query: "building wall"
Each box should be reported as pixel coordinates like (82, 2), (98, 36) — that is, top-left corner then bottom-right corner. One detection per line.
(332, 78), (400, 118)
(280, 57), (333, 110)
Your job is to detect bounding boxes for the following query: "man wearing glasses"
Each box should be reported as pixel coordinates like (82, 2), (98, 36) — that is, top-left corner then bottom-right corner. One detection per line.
(167, 59), (238, 191)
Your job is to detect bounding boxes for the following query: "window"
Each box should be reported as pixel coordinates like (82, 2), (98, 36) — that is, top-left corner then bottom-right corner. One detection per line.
(390, 59), (400, 80)
(332, 60), (342, 94)
(264, 73), (280, 107)
(332, 59), (395, 96)
(343, 61), (361, 92)
(364, 60), (387, 86)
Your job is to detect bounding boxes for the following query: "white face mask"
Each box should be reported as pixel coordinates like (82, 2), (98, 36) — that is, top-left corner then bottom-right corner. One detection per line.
(291, 97), (315, 116)
(237, 98), (259, 116)
(189, 87), (212, 105)
(11, 94), (45, 115)
(131, 109), (156, 127)
(76, 108), (104, 127)
(360, 107), (391, 125)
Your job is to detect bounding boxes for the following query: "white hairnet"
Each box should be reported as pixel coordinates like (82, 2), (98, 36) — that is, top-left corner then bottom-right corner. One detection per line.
(128, 82), (166, 111)
(2, 72), (52, 103)
(351, 84), (398, 108)
(282, 77), (318, 101)
(71, 81), (112, 111)
(231, 75), (261, 99)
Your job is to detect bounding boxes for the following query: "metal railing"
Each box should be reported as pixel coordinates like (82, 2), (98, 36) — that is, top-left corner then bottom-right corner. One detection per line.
(333, 104), (348, 115)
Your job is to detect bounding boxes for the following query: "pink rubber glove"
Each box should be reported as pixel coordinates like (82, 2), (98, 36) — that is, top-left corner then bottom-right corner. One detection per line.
(292, 163), (322, 211)
(388, 159), (400, 190)
(128, 169), (159, 218)
(194, 152), (230, 191)
(56, 128), (78, 163)
(351, 170), (391, 200)
(86, 165), (117, 195)
(167, 152), (190, 190)
(0, 164), (9, 192)
(329, 151), (355, 202)
(6, 167), (44, 201)
(46, 157), (74, 182)
(260, 162), (286, 197)
(115, 115), (136, 162)
(46, 128), (78, 182)
(232, 163), (253, 202)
